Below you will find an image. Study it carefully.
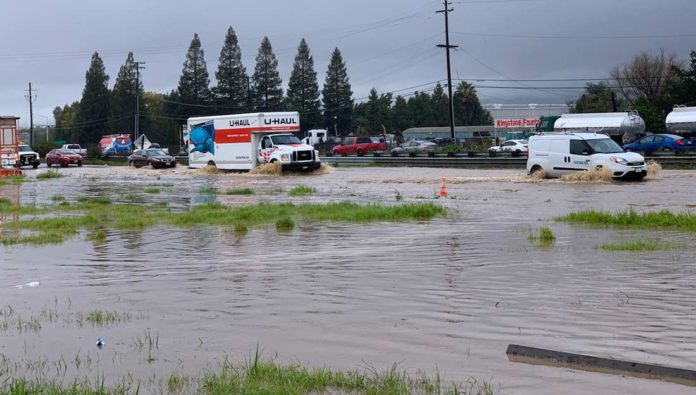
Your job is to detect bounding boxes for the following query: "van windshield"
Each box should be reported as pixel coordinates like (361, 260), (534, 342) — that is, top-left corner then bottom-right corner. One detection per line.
(586, 138), (624, 154)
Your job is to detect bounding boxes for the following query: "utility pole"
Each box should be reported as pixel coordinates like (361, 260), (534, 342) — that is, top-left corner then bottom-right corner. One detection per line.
(25, 83), (37, 146)
(133, 61), (146, 140)
(437, 0), (458, 141)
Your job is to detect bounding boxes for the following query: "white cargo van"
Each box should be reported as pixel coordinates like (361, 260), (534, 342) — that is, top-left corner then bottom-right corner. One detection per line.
(527, 133), (647, 179)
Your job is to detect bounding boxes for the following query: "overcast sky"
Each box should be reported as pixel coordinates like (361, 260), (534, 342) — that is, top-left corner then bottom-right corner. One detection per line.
(2, 0), (695, 127)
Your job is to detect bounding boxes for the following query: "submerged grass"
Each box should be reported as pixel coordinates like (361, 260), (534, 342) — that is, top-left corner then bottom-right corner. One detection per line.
(528, 226), (556, 248)
(224, 188), (255, 195)
(36, 171), (63, 180)
(2, 356), (491, 395)
(557, 209), (696, 232)
(288, 185), (316, 197)
(199, 186), (219, 195)
(598, 240), (683, 252)
(0, 176), (26, 186)
(0, 200), (445, 245)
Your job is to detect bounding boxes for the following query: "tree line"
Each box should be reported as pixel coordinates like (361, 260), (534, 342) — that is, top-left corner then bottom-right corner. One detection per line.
(571, 49), (696, 132)
(52, 27), (492, 147)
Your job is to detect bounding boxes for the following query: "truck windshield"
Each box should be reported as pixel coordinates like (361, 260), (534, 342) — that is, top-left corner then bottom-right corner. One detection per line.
(18, 146), (33, 152)
(271, 135), (301, 145)
(586, 138), (624, 154)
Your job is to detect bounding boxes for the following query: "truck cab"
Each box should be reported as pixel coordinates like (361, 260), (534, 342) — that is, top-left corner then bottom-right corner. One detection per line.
(258, 134), (320, 171)
(18, 144), (40, 169)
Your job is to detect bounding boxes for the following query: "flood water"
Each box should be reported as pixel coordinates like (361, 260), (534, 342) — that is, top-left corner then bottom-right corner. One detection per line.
(2, 165), (696, 394)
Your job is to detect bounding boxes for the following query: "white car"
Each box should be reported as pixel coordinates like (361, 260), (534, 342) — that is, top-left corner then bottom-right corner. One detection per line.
(527, 133), (647, 179)
(488, 140), (528, 157)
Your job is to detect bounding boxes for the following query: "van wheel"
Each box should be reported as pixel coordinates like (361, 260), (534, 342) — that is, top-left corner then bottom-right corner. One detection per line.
(207, 161), (216, 168)
(530, 165), (544, 177)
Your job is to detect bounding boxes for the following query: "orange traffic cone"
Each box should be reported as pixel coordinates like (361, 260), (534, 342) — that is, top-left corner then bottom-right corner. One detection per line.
(439, 178), (448, 197)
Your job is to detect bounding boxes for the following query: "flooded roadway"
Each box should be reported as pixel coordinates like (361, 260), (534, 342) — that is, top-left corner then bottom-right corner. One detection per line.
(2, 165), (696, 394)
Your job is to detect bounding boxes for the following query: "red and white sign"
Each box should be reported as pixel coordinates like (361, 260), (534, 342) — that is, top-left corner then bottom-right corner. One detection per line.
(495, 118), (540, 128)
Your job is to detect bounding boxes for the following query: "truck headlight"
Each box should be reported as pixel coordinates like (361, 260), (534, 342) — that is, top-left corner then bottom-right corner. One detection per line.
(609, 157), (626, 164)
(281, 154), (291, 162)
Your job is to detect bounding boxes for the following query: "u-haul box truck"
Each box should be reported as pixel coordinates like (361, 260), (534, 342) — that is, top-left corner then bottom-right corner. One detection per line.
(186, 112), (320, 171)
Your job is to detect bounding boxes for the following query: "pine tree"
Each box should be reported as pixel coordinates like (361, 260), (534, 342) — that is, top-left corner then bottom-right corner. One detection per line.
(390, 96), (411, 132)
(213, 27), (249, 114)
(177, 33), (213, 118)
(365, 88), (392, 133)
(322, 48), (353, 134)
(110, 52), (142, 134)
(252, 37), (283, 111)
(430, 83), (450, 127)
(287, 39), (321, 130)
(453, 81), (493, 126)
(76, 52), (110, 145)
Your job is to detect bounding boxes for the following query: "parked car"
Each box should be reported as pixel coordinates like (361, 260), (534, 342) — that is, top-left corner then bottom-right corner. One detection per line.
(488, 140), (528, 157)
(391, 141), (438, 153)
(128, 148), (176, 169)
(46, 149), (82, 167)
(17, 144), (40, 168)
(60, 144), (87, 156)
(623, 134), (696, 154)
(331, 136), (386, 156)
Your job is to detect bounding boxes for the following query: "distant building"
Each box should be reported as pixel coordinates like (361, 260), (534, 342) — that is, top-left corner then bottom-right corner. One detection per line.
(403, 104), (570, 143)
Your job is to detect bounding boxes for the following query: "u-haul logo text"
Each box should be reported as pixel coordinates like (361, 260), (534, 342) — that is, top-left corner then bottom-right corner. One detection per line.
(229, 119), (252, 127)
(264, 117), (297, 126)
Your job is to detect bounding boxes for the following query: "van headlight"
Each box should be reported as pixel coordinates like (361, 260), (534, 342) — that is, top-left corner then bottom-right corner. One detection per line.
(609, 156), (626, 164)
(281, 154), (291, 162)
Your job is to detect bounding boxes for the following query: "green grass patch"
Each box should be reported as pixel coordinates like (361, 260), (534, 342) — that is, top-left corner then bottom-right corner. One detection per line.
(199, 186), (219, 195)
(36, 171), (62, 180)
(51, 195), (66, 202)
(79, 310), (130, 327)
(599, 240), (683, 252)
(2, 356), (491, 394)
(288, 185), (316, 197)
(144, 187), (161, 194)
(529, 226), (556, 248)
(0, 176), (26, 185)
(556, 209), (696, 232)
(233, 223), (248, 235)
(224, 188), (255, 195)
(275, 217), (295, 231)
(0, 201), (445, 246)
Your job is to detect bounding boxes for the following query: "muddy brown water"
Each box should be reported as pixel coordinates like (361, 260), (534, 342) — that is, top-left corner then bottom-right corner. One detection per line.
(2, 166), (696, 394)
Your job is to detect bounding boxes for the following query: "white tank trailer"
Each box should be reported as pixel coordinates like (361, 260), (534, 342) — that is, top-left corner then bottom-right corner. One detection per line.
(553, 111), (646, 139)
(666, 106), (696, 135)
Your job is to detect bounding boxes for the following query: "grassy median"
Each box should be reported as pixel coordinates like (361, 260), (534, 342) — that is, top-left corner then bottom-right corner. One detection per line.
(0, 199), (446, 245)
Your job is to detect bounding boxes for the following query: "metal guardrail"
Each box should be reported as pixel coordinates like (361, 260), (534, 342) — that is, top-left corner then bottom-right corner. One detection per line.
(320, 154), (696, 169)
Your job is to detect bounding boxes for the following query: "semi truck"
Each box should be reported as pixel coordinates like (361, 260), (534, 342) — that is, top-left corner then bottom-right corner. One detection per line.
(536, 111), (646, 142)
(186, 112), (320, 171)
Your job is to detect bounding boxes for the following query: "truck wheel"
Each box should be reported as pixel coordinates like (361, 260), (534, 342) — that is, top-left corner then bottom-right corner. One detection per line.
(207, 161), (216, 168)
(60, 162), (67, 168)
(32, 163), (39, 169)
(77, 161), (82, 167)
(357, 149), (364, 157)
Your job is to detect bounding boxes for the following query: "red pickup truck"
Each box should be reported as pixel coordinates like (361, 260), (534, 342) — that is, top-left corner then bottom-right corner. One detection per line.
(332, 136), (386, 156)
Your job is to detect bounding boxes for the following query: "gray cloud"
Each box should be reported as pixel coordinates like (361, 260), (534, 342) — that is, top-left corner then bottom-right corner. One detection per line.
(1, 0), (694, 127)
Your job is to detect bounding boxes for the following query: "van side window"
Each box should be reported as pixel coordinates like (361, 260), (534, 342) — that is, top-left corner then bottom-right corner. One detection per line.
(570, 140), (591, 155)
(261, 137), (271, 149)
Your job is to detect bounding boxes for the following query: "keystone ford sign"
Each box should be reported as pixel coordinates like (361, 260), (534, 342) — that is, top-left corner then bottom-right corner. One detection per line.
(495, 118), (540, 128)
